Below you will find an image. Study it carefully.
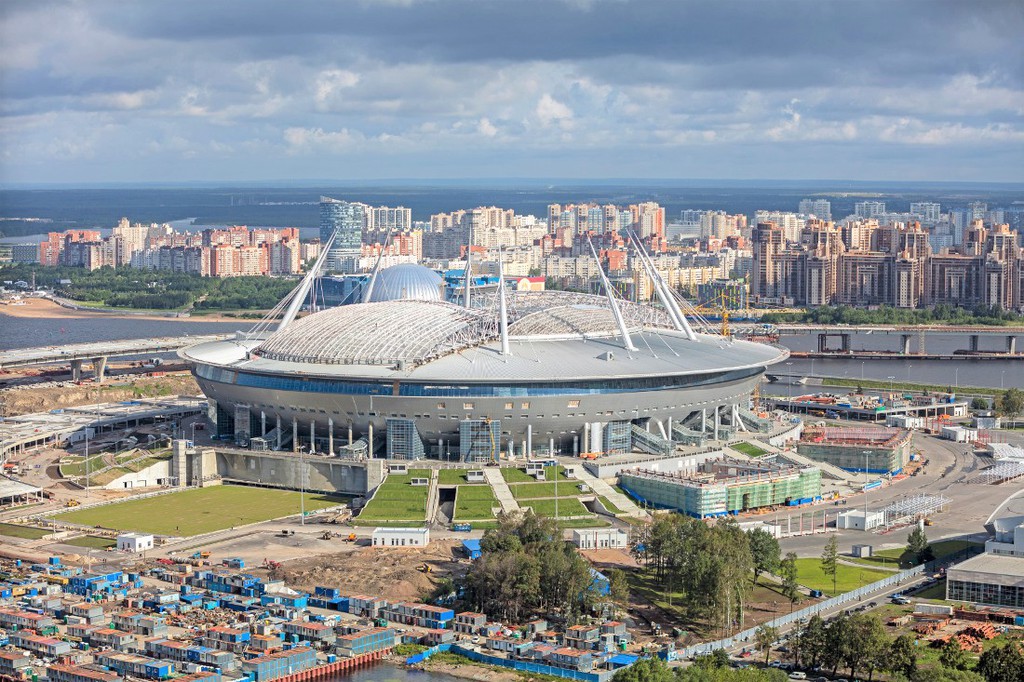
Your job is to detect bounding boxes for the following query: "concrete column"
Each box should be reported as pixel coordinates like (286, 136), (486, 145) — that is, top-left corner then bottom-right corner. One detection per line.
(276, 414), (282, 450)
(701, 408), (707, 434)
(368, 422), (374, 457)
(900, 335), (912, 355)
(666, 416), (672, 436)
(713, 406), (720, 441)
(1008, 336), (1017, 354)
(970, 335), (980, 352)
(526, 424), (533, 456)
(328, 418), (334, 455)
(70, 359), (83, 382)
(292, 418), (298, 453)
(550, 437), (555, 456)
(261, 411), (266, 437)
(582, 423), (590, 453)
(348, 422), (353, 447)
(91, 356), (107, 383)
(655, 420), (667, 440)
(309, 420), (315, 453)
(573, 434), (579, 457)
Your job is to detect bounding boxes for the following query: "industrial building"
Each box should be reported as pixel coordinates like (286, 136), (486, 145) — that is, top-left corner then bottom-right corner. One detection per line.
(117, 533), (155, 553)
(571, 528), (629, 550)
(181, 251), (787, 461)
(796, 425), (911, 474)
(618, 457), (821, 518)
(947, 555), (1024, 609)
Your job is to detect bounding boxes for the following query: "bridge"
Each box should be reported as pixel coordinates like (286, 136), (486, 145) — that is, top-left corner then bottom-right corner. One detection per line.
(0, 335), (227, 382)
(735, 324), (1024, 356)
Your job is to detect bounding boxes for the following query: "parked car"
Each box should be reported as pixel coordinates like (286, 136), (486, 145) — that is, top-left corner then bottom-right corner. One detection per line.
(788, 673), (807, 680)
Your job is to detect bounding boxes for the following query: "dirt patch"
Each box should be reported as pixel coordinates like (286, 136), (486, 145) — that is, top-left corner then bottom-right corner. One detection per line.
(1, 373), (199, 416)
(267, 540), (468, 603)
(580, 548), (640, 569)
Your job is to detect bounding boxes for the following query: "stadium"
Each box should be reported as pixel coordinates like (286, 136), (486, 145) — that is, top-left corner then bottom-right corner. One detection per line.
(180, 260), (788, 461)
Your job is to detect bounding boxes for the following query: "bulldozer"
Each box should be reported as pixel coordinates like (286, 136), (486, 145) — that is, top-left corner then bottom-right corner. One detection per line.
(417, 563), (432, 573)
(64, 499), (81, 507)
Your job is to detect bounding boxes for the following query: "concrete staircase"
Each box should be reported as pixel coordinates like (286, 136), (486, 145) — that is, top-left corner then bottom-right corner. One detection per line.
(483, 468), (520, 514)
(425, 469), (441, 524)
(774, 449), (859, 482)
(573, 468), (646, 518)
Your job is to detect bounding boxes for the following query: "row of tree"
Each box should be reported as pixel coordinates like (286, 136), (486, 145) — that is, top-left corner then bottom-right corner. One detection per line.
(761, 304), (1024, 327)
(463, 511), (629, 624)
(757, 611), (1024, 682)
(631, 515), (791, 636)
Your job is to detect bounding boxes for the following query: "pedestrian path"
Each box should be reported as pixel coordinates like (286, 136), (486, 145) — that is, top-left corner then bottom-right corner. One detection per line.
(484, 468), (520, 514)
(573, 467), (646, 518)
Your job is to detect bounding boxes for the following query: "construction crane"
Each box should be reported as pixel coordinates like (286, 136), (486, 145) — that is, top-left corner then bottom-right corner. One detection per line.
(689, 291), (743, 337)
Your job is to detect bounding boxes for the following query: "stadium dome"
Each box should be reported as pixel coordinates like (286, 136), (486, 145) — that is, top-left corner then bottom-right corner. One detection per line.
(366, 263), (444, 303)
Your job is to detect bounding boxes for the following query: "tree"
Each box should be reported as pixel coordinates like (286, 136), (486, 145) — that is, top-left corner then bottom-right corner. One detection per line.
(998, 387), (1024, 419)
(940, 636), (969, 671)
(976, 642), (1024, 682)
(779, 552), (800, 607)
(797, 615), (828, 670)
(748, 527), (781, 585)
(607, 568), (630, 615)
(692, 648), (730, 670)
(611, 656), (673, 682)
(970, 396), (990, 411)
(885, 633), (918, 679)
(907, 525), (931, 565)
(755, 624), (779, 665)
(820, 534), (839, 594)
(851, 614), (890, 681)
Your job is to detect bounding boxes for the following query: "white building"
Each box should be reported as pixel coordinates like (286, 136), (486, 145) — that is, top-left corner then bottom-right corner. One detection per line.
(117, 533), (154, 553)
(571, 528), (629, 550)
(372, 527), (430, 548)
(835, 509), (885, 531)
(947, 514), (1024, 608)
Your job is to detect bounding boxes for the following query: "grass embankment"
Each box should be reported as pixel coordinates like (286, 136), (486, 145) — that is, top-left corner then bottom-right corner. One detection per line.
(597, 496), (625, 514)
(54, 486), (346, 536)
(509, 481), (588, 499)
(500, 465), (567, 483)
(452, 486), (499, 520)
(0, 522), (51, 540)
(354, 469), (430, 525)
(821, 377), (994, 395)
(845, 540), (983, 570)
(437, 469), (486, 486)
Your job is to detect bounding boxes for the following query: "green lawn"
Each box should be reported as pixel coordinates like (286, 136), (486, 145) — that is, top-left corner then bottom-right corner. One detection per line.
(509, 481), (589, 499)
(522, 497), (591, 518)
(59, 454), (107, 478)
(437, 469), (485, 486)
(63, 535), (116, 549)
(847, 539), (982, 569)
(731, 441), (769, 457)
(453, 486), (499, 520)
(355, 473), (430, 524)
(53, 486), (347, 536)
(0, 522), (51, 540)
(597, 496), (625, 514)
(793, 557), (891, 595)
(500, 465), (567, 483)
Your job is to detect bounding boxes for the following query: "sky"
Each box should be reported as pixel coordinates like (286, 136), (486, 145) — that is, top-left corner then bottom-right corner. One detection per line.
(1, 0), (1022, 186)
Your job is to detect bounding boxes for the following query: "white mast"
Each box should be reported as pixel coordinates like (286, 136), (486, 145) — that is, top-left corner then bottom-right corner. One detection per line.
(463, 224), (473, 309)
(361, 226), (395, 303)
(587, 237), (637, 352)
(277, 229), (336, 331)
(497, 246), (511, 356)
(630, 230), (697, 341)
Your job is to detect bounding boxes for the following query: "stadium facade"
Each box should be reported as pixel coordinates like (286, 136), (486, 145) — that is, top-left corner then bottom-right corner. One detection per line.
(181, 261), (787, 461)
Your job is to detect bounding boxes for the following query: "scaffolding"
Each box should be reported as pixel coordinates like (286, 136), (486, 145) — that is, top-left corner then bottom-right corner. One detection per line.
(737, 408), (773, 433)
(459, 419), (501, 463)
(603, 421), (632, 454)
(970, 461), (1024, 485)
(631, 424), (674, 456)
(880, 494), (950, 527)
(386, 418), (426, 460)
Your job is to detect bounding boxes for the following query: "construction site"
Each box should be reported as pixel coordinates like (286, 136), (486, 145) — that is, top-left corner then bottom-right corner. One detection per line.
(618, 457), (822, 518)
(797, 425), (913, 474)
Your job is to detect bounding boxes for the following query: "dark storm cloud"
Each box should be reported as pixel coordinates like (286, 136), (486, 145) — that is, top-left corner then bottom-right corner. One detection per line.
(1, 0), (1021, 183)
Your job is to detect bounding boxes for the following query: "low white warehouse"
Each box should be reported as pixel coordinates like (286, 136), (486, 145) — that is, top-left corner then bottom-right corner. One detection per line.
(372, 527), (430, 547)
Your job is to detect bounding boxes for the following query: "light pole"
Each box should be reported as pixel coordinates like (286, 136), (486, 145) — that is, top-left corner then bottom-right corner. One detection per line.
(300, 446), (308, 526)
(954, 367), (959, 390)
(863, 450), (872, 530)
(887, 375), (896, 395)
(786, 362), (793, 401)
(861, 361), (865, 380)
(907, 364), (913, 383)
(1001, 371), (1006, 389)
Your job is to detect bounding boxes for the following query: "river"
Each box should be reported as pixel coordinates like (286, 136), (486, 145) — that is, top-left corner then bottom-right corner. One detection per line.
(1, 311), (1020, 390)
(322, 664), (453, 682)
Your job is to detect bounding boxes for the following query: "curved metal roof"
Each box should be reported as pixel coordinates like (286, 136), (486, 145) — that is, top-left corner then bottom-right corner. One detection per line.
(254, 300), (492, 366)
(367, 263), (444, 303)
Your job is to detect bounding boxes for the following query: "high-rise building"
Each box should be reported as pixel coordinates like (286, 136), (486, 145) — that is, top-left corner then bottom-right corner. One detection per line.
(320, 197), (366, 272)
(910, 202), (941, 223)
(798, 198), (832, 221)
(854, 201), (886, 219)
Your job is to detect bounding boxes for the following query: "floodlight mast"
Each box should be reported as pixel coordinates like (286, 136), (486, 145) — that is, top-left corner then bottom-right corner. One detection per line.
(629, 230), (697, 341)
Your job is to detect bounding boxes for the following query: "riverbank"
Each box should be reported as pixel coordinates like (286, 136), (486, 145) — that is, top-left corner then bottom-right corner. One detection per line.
(1, 297), (253, 323)
(413, 656), (523, 682)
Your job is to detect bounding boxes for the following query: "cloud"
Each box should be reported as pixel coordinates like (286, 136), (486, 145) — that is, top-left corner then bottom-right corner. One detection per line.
(0, 0), (1021, 183)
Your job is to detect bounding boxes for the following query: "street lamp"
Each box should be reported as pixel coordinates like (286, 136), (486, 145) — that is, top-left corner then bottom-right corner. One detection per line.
(954, 367), (959, 390)
(887, 375), (896, 394)
(785, 362), (793, 401)
(863, 450), (872, 530)
(861, 361), (866, 380)
(1001, 371), (1006, 389)
(907, 364), (913, 383)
